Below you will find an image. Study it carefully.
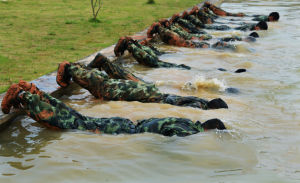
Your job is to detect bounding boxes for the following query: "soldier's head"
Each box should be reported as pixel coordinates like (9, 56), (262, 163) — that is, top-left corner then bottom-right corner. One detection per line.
(249, 32), (259, 38)
(170, 13), (180, 24)
(147, 22), (161, 38)
(88, 53), (110, 69)
(252, 21), (268, 30)
(181, 11), (189, 19)
(114, 37), (129, 56)
(268, 12), (280, 21)
(201, 119), (226, 130)
(244, 32), (259, 42)
(159, 19), (170, 28)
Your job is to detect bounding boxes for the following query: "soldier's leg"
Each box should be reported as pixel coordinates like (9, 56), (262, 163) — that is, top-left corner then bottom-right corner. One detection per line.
(203, 2), (245, 17)
(57, 62), (110, 98)
(88, 53), (145, 83)
(161, 94), (228, 110)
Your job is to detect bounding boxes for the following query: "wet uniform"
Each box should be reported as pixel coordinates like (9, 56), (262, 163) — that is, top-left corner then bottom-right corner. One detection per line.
(204, 2), (245, 17)
(220, 35), (242, 42)
(196, 9), (216, 24)
(87, 53), (145, 83)
(126, 41), (191, 69)
(182, 13), (231, 31)
(172, 17), (207, 34)
(168, 23), (212, 40)
(154, 26), (210, 48)
(252, 15), (268, 22)
(234, 23), (256, 31)
(18, 91), (205, 136)
(65, 63), (227, 110)
(212, 41), (237, 50)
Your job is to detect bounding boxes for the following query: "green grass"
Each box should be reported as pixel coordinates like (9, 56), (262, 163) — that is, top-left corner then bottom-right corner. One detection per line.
(0, 0), (202, 93)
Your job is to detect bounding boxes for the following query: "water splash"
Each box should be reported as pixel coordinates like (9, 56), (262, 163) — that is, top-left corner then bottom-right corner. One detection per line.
(182, 75), (227, 92)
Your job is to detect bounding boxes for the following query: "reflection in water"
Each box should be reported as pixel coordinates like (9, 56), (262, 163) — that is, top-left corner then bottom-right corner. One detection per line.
(1, 0), (300, 182)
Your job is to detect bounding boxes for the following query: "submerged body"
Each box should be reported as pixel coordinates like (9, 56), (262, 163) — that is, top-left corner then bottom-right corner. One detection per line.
(1, 82), (226, 137)
(57, 62), (228, 110)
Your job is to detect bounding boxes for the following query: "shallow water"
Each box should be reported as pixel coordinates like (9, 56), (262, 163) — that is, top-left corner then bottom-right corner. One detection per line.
(1, 0), (300, 182)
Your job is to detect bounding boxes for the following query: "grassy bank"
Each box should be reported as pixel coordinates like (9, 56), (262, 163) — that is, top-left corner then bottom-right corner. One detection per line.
(0, 0), (202, 93)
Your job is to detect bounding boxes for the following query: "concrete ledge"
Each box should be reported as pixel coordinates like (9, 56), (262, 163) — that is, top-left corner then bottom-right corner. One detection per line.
(0, 0), (223, 129)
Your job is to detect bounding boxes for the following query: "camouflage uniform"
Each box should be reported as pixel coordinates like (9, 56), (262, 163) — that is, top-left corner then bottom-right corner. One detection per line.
(87, 53), (145, 83)
(196, 9), (215, 24)
(65, 63), (227, 110)
(136, 117), (204, 137)
(168, 23), (212, 40)
(204, 2), (245, 17)
(234, 23), (256, 31)
(202, 7), (219, 19)
(212, 41), (236, 51)
(182, 13), (230, 31)
(220, 35), (242, 42)
(18, 91), (205, 136)
(155, 26), (210, 48)
(172, 17), (207, 34)
(126, 41), (191, 69)
(252, 15), (268, 22)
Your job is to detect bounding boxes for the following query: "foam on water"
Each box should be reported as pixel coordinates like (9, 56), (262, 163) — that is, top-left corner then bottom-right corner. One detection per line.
(182, 75), (227, 92)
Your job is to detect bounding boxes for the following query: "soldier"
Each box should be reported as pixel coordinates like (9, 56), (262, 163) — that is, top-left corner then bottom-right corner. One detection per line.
(114, 36), (191, 70)
(147, 22), (210, 48)
(147, 22), (236, 51)
(220, 32), (259, 42)
(159, 17), (257, 43)
(158, 19), (212, 41)
(88, 52), (146, 83)
(181, 10), (230, 31)
(203, 1), (245, 17)
(204, 2), (279, 22)
(234, 21), (268, 31)
(252, 12), (280, 22)
(186, 7), (268, 32)
(189, 6), (215, 24)
(170, 13), (208, 34)
(56, 61), (228, 110)
(1, 81), (227, 137)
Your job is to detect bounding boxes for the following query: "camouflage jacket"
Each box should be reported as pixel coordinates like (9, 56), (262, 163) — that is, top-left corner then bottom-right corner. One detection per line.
(234, 23), (256, 31)
(136, 117), (204, 137)
(252, 15), (268, 22)
(220, 35), (242, 42)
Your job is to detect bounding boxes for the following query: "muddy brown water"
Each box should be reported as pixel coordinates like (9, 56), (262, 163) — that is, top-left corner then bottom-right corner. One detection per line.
(1, 0), (300, 182)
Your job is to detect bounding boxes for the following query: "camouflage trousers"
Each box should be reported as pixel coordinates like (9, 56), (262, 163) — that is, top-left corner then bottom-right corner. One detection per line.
(66, 63), (228, 110)
(18, 91), (204, 136)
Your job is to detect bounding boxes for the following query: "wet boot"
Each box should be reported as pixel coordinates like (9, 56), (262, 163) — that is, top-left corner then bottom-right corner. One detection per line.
(56, 61), (72, 87)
